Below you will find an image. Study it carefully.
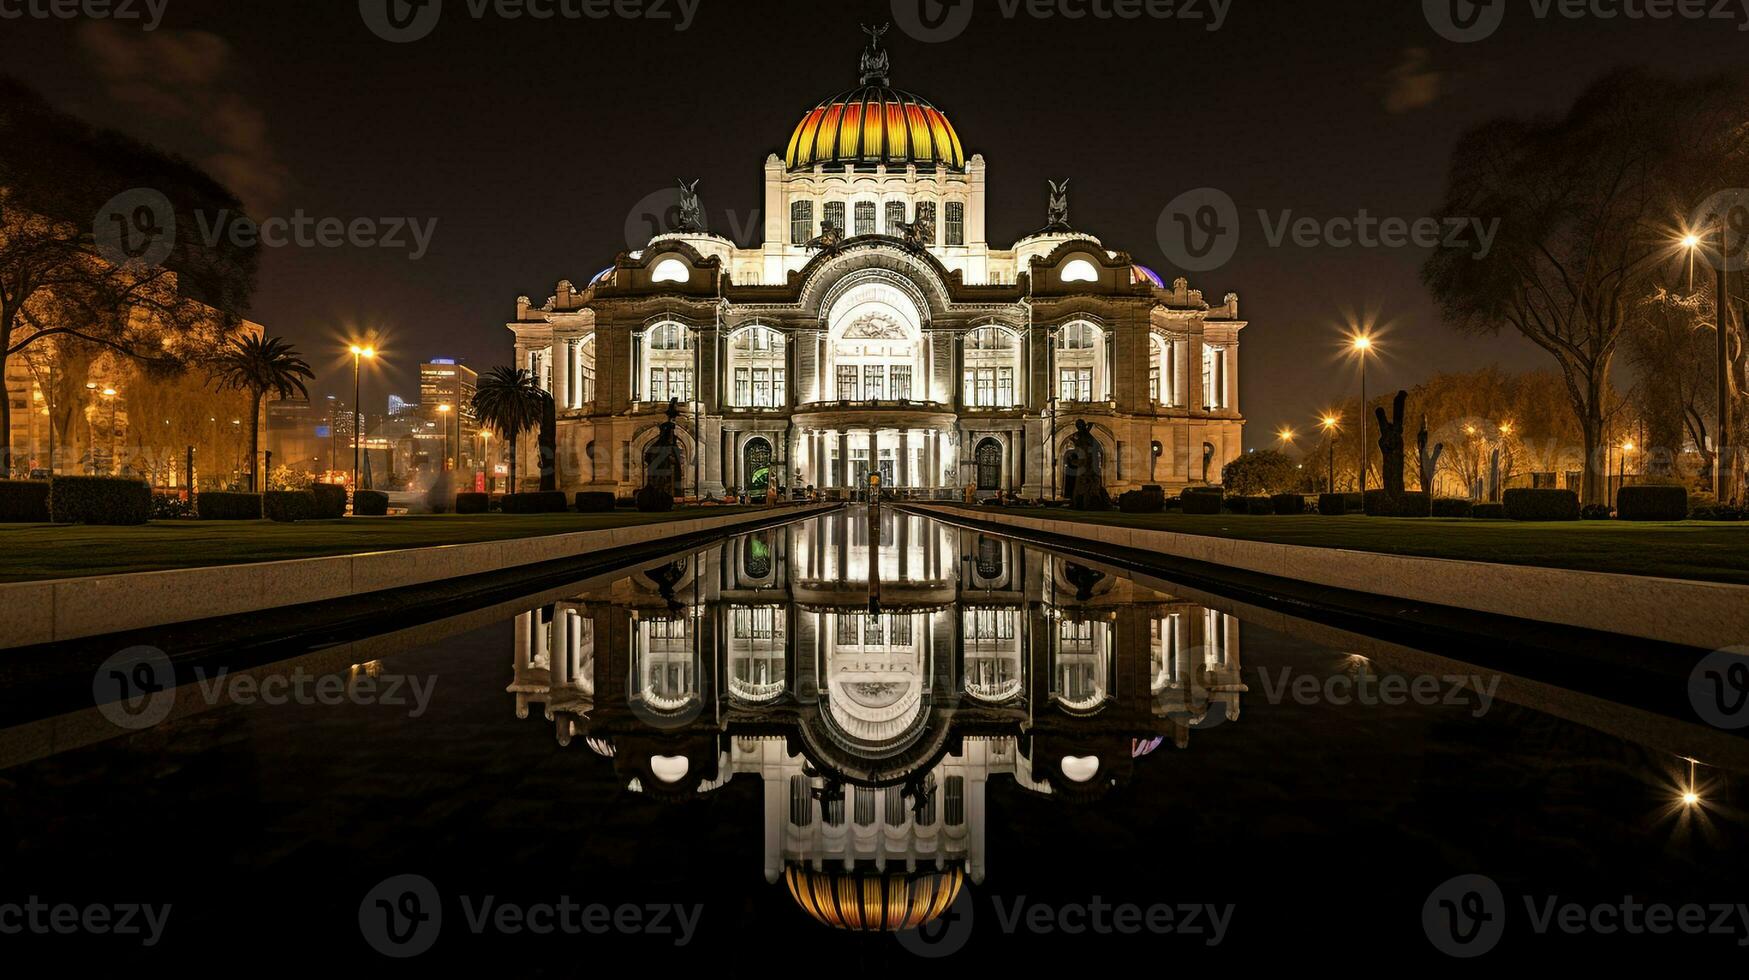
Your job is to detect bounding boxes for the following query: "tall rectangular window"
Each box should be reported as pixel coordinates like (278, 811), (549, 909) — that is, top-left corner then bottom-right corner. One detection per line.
(854, 201), (876, 236)
(998, 367), (1014, 407)
(772, 369), (786, 406)
(890, 365), (912, 401)
(1203, 344), (1226, 409)
(885, 201), (906, 234)
(945, 201), (965, 246)
(752, 368), (772, 407)
(1060, 369), (1092, 403)
(1150, 365), (1161, 403)
(863, 366), (885, 400)
(734, 368), (750, 406)
(790, 201), (813, 244)
(824, 201), (846, 234)
(837, 365), (858, 401)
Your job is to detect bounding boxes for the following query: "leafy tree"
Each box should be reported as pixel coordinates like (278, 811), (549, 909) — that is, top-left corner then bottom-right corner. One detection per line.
(213, 336), (313, 491)
(1625, 281), (1717, 480)
(1423, 69), (1749, 504)
(1221, 449), (1303, 496)
(471, 367), (551, 492)
(0, 75), (258, 474)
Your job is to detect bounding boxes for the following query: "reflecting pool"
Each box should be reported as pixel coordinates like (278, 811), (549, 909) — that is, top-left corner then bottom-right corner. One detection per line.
(1, 509), (1743, 968)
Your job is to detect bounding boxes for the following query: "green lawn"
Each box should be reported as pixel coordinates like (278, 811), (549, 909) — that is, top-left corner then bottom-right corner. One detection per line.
(943, 507), (1749, 585)
(0, 508), (763, 582)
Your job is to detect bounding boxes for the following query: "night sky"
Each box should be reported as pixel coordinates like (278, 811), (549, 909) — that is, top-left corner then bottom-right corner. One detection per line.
(4, 0), (1746, 444)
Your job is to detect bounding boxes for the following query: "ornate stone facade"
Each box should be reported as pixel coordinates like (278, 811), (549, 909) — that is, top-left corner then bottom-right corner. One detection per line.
(505, 35), (1246, 498)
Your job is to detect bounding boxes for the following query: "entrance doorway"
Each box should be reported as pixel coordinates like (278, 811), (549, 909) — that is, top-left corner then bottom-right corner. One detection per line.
(975, 438), (1002, 491)
(744, 438), (773, 495)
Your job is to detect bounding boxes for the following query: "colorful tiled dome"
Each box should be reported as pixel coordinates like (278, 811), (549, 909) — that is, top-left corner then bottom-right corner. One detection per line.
(785, 85), (965, 171)
(785, 865), (965, 931)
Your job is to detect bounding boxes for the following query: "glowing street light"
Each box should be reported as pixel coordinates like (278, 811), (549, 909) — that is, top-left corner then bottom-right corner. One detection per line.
(1276, 426), (1297, 447)
(1678, 228), (1733, 503)
(1319, 413), (1341, 493)
(1347, 332), (1378, 495)
(438, 403), (453, 472)
(349, 344), (376, 495)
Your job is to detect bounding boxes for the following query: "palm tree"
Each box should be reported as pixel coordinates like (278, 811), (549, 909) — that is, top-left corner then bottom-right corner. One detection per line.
(213, 335), (313, 492)
(471, 366), (550, 492)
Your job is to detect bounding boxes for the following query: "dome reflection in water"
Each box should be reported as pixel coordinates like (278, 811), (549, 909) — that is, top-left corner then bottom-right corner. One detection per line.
(507, 510), (1243, 932)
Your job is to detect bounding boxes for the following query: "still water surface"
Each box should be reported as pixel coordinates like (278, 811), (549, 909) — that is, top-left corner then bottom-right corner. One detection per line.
(1, 510), (1743, 968)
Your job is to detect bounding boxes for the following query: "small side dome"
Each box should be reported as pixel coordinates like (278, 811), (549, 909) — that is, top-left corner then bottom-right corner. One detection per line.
(785, 865), (964, 932)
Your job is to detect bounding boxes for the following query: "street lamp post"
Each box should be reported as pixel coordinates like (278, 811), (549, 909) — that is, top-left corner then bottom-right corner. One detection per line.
(349, 345), (375, 493)
(438, 404), (453, 472)
(1351, 334), (1374, 496)
(103, 388), (118, 476)
(1320, 415), (1340, 493)
(1683, 231), (1734, 503)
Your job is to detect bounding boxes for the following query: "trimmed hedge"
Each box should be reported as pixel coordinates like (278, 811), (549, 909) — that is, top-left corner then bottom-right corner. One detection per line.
(353, 490), (390, 516)
(1580, 504), (1613, 521)
(1243, 496), (1273, 515)
(635, 487), (674, 513)
(49, 476), (152, 526)
(1119, 487), (1165, 514)
(1181, 489), (1223, 515)
(310, 482), (348, 519)
(503, 491), (570, 514)
(197, 492), (263, 520)
(0, 480), (52, 522)
(575, 491), (616, 513)
(455, 492), (490, 515)
(1503, 488), (1580, 522)
(1431, 497), (1474, 518)
(1270, 493), (1306, 515)
(263, 490), (317, 523)
(1617, 485), (1688, 522)
(1364, 490), (1430, 517)
(1317, 492), (1363, 516)
(1472, 503), (1507, 519)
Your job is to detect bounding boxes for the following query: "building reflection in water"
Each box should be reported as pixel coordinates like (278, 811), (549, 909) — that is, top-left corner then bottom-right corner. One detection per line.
(507, 511), (1245, 931)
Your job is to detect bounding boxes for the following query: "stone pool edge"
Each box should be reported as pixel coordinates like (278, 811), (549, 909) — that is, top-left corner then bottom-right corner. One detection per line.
(904, 503), (1749, 651)
(0, 504), (839, 648)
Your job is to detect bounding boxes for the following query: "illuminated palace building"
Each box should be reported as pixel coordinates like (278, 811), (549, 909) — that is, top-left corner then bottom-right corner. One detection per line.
(506, 511), (1245, 930)
(506, 31), (1247, 497)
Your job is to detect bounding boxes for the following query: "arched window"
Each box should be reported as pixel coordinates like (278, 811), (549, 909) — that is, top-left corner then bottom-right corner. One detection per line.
(1062, 258), (1099, 283)
(728, 326), (786, 408)
(1055, 321), (1107, 403)
(743, 437), (774, 495)
(975, 535), (1003, 579)
(975, 438), (1003, 491)
(651, 258), (689, 284)
(963, 326), (1020, 408)
(642, 322), (695, 403)
(826, 281), (924, 404)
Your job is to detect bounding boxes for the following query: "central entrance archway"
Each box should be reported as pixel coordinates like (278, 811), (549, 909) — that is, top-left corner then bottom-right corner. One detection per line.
(743, 437), (774, 495)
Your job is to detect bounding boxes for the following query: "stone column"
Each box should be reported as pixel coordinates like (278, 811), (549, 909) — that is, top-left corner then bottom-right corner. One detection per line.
(837, 430), (848, 489)
(868, 428), (880, 491)
(900, 430), (912, 489)
(728, 430), (739, 492)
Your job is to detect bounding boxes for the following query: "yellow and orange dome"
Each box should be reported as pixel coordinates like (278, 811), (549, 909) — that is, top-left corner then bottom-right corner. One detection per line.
(785, 85), (966, 172)
(785, 865), (965, 932)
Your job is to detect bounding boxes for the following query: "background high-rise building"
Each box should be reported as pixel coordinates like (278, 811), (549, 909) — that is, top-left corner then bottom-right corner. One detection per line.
(418, 360), (478, 472)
